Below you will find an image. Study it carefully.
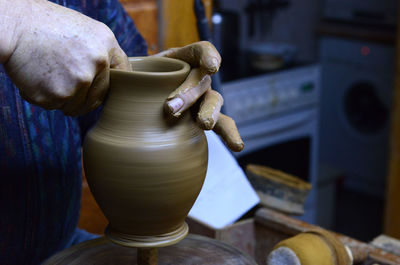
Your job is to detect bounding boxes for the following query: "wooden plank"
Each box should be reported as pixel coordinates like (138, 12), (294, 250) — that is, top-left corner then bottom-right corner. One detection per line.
(316, 21), (396, 44)
(215, 219), (256, 257)
(187, 217), (256, 257)
(186, 217), (217, 239)
(384, 0), (400, 239)
(159, 0), (212, 50)
(372, 235), (400, 256)
(254, 208), (400, 265)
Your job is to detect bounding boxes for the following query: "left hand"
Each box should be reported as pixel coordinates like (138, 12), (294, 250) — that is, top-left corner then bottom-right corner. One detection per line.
(152, 41), (244, 152)
(3, 0), (131, 116)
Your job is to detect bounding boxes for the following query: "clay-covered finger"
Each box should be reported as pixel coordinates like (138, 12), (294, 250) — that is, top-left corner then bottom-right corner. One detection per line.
(165, 68), (211, 117)
(83, 66), (110, 113)
(62, 60), (110, 116)
(109, 46), (131, 71)
(152, 41), (221, 75)
(213, 114), (244, 152)
(197, 90), (224, 130)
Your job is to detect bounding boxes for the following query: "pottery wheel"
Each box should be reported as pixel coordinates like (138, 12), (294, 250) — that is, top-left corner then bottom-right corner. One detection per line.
(44, 234), (257, 265)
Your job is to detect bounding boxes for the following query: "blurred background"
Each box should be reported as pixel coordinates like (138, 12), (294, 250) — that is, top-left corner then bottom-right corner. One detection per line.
(80, 0), (400, 245)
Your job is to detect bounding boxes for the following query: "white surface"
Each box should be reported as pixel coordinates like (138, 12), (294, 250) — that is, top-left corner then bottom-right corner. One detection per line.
(188, 131), (260, 229)
(267, 247), (301, 265)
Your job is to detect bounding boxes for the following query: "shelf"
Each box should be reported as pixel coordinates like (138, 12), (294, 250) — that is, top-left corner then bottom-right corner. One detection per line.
(316, 20), (397, 44)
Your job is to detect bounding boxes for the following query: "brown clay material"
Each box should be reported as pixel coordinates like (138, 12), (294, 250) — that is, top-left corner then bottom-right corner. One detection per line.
(166, 68), (209, 99)
(153, 41), (221, 75)
(197, 90), (224, 130)
(164, 68), (211, 117)
(213, 114), (244, 152)
(83, 57), (208, 248)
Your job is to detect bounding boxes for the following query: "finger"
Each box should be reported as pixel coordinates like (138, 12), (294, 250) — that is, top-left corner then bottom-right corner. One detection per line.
(62, 56), (110, 116)
(197, 90), (224, 130)
(167, 68), (208, 99)
(109, 46), (131, 71)
(82, 65), (110, 113)
(152, 41), (221, 75)
(18, 88), (64, 110)
(213, 114), (244, 152)
(165, 68), (211, 117)
(61, 79), (91, 116)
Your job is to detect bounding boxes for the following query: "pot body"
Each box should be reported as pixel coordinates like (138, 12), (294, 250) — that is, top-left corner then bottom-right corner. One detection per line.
(83, 57), (208, 247)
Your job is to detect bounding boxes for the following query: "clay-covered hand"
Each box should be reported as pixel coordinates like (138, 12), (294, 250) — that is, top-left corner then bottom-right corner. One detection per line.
(3, 0), (130, 116)
(152, 41), (244, 152)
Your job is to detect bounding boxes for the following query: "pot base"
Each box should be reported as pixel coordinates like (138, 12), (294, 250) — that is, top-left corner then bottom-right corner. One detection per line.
(43, 234), (257, 265)
(105, 222), (189, 248)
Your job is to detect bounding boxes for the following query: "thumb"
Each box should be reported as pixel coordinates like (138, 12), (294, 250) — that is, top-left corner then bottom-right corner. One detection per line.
(109, 47), (131, 71)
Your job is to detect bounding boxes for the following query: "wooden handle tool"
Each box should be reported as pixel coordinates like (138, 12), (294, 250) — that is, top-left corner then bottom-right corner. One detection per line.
(267, 229), (368, 265)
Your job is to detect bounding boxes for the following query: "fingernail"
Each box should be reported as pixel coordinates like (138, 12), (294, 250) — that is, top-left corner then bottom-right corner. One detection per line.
(167, 97), (184, 113)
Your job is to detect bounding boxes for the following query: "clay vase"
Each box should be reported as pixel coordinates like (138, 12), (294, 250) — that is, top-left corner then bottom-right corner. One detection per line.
(82, 57), (208, 248)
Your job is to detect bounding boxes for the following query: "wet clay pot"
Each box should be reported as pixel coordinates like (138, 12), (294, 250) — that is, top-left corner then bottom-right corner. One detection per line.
(83, 57), (208, 248)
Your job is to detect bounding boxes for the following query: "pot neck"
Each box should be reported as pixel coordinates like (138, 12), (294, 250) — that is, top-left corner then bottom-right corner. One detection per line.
(96, 57), (190, 134)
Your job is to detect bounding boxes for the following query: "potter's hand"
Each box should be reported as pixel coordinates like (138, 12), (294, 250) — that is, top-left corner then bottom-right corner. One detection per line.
(152, 41), (244, 152)
(1, 0), (130, 116)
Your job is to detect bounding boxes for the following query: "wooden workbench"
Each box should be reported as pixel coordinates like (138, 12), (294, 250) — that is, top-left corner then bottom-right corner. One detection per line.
(188, 207), (400, 265)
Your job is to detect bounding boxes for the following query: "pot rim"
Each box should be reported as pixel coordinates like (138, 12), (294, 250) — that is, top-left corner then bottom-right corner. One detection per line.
(110, 57), (190, 78)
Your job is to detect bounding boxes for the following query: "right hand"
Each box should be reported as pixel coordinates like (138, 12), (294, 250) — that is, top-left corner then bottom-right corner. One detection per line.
(4, 0), (130, 116)
(154, 42), (244, 152)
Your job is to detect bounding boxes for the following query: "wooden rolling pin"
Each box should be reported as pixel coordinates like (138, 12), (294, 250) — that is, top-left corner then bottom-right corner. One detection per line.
(267, 229), (368, 265)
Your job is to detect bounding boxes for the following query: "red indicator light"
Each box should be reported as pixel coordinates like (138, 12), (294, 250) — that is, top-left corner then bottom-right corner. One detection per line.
(361, 46), (370, 56)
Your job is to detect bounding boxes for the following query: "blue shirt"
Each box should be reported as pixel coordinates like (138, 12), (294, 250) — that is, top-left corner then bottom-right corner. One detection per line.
(0, 1), (147, 264)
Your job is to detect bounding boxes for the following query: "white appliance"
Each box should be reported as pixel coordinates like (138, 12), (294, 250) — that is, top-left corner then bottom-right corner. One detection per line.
(221, 64), (321, 224)
(319, 37), (395, 197)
